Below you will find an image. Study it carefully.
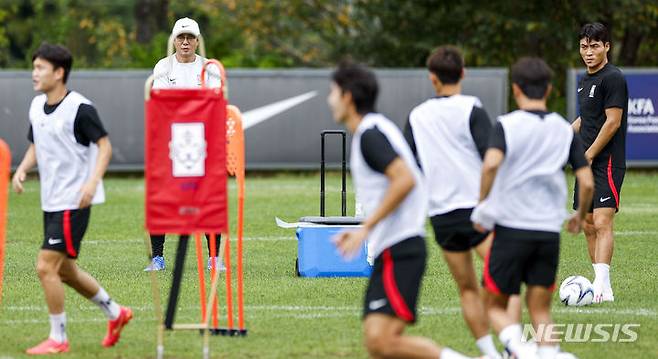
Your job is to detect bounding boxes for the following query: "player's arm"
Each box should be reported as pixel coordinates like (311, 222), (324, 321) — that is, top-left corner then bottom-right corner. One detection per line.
(478, 121), (506, 201)
(80, 136), (112, 207)
(12, 139), (37, 194)
(567, 133), (594, 234)
(472, 121), (505, 232)
(572, 116), (581, 133)
(335, 158), (414, 259)
(75, 104), (112, 208)
(403, 115), (421, 169)
(470, 105), (492, 159)
(478, 148), (504, 202)
(584, 107), (622, 163)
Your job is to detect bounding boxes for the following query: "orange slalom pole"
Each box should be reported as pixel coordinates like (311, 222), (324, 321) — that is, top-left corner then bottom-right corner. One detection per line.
(224, 232), (234, 329)
(194, 232), (207, 321)
(237, 181), (245, 330)
(0, 140), (9, 306)
(208, 233), (219, 329)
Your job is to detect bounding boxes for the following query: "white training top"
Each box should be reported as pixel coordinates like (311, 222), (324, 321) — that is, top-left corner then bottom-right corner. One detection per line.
(29, 92), (105, 212)
(471, 110), (574, 233)
(351, 113), (428, 258)
(408, 95), (485, 216)
(152, 54), (221, 89)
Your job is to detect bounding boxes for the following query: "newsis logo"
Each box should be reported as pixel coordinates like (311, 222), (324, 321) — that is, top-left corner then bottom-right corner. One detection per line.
(523, 323), (640, 343)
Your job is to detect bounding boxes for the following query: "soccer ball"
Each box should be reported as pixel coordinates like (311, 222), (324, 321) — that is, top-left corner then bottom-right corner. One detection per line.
(559, 276), (594, 306)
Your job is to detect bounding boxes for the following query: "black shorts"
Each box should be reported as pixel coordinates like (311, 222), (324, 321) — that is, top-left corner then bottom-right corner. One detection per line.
(483, 225), (559, 295)
(430, 208), (488, 252)
(363, 236), (426, 324)
(574, 164), (625, 213)
(42, 208), (91, 259)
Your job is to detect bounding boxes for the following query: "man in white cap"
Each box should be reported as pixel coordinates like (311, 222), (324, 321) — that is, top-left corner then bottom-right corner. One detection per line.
(146, 17), (223, 272)
(153, 17), (220, 88)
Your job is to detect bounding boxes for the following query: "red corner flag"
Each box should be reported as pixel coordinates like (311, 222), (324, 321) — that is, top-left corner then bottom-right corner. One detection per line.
(145, 88), (228, 234)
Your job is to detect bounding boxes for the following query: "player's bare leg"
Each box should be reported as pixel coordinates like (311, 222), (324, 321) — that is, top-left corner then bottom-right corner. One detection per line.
(59, 259), (100, 298)
(526, 286), (559, 358)
(363, 313), (473, 359)
(59, 255), (133, 347)
(26, 250), (70, 354)
(36, 250), (67, 314)
(443, 250), (501, 358)
(583, 213), (597, 262)
(444, 251), (488, 337)
(484, 292), (535, 359)
(591, 208), (616, 302)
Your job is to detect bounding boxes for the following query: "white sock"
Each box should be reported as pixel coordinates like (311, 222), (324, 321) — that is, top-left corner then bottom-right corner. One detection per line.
(499, 324), (523, 356)
(476, 334), (501, 359)
(593, 263), (610, 289)
(90, 287), (121, 320)
(49, 312), (67, 343)
(439, 347), (470, 359)
(537, 345), (559, 359)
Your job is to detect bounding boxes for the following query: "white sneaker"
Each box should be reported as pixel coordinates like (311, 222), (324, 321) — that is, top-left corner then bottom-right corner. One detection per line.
(592, 280), (605, 304)
(504, 343), (538, 359)
(207, 257), (227, 271)
(602, 288), (614, 302)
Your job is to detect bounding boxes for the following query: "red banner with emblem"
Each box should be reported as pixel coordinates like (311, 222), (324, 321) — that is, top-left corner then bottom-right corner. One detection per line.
(145, 88), (227, 234)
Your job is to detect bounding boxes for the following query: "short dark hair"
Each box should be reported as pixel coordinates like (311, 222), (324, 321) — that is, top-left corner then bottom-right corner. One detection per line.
(32, 43), (73, 84)
(510, 57), (553, 100)
(426, 45), (464, 84)
(331, 61), (378, 115)
(579, 22), (610, 44)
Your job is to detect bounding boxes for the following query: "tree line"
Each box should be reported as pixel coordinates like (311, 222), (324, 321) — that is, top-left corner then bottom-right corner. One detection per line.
(1, 0), (657, 113)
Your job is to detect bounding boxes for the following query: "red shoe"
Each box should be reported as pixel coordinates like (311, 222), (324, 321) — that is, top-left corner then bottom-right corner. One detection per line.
(102, 306), (133, 347)
(26, 338), (70, 355)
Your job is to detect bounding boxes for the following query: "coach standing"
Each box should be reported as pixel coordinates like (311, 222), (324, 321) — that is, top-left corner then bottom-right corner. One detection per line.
(145, 17), (223, 272)
(572, 22), (628, 303)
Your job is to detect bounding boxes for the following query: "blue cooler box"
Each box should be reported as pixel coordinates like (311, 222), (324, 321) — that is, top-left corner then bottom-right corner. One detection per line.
(296, 217), (372, 277)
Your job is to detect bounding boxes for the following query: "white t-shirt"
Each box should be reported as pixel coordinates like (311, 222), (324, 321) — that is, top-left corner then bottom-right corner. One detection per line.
(152, 54), (221, 89)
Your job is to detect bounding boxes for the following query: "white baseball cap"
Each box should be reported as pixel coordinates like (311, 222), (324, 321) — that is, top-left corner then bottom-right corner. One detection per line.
(171, 17), (200, 38)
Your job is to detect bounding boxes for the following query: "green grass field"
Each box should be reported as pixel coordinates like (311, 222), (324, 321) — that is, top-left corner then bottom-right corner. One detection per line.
(0, 172), (656, 358)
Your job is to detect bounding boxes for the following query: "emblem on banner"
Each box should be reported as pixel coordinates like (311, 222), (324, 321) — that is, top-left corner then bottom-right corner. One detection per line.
(169, 123), (207, 177)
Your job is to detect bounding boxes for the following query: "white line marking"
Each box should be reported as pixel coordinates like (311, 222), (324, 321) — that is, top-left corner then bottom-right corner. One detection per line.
(3, 304), (654, 325)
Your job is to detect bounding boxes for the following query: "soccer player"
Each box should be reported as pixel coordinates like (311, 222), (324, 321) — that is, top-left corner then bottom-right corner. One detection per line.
(12, 43), (132, 355)
(572, 22), (628, 303)
(329, 62), (476, 359)
(404, 45), (501, 359)
(471, 57), (594, 359)
(145, 17), (223, 272)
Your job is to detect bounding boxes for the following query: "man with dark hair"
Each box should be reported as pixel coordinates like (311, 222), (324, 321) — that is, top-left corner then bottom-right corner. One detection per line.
(404, 45), (501, 359)
(472, 57), (593, 359)
(329, 62), (475, 359)
(12, 43), (132, 354)
(571, 22), (627, 303)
